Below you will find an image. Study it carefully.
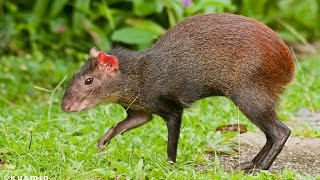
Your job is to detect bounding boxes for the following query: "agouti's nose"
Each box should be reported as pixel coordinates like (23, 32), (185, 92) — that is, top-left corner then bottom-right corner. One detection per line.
(61, 100), (71, 112)
(61, 96), (73, 112)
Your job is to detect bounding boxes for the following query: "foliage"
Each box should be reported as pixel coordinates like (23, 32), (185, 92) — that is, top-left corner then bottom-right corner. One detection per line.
(0, 0), (235, 57)
(1, 0), (319, 57)
(234, 0), (320, 43)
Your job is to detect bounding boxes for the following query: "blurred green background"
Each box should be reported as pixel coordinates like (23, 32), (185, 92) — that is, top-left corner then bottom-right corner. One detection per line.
(1, 0), (320, 58)
(1, 1), (320, 179)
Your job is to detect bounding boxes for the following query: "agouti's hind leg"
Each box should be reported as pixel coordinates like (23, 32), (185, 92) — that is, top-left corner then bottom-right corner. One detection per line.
(97, 110), (152, 151)
(257, 118), (290, 170)
(231, 90), (291, 171)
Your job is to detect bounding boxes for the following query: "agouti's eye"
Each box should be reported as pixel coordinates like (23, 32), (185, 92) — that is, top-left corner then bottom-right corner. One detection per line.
(85, 78), (93, 85)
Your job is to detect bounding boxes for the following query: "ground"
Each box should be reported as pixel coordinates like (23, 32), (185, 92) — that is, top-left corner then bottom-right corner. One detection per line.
(221, 132), (320, 176)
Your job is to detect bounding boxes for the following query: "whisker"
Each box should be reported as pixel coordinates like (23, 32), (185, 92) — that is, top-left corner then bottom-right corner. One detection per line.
(99, 106), (116, 122)
(77, 89), (96, 114)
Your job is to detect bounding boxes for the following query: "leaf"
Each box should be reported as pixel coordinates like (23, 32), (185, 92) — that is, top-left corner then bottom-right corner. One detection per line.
(49, 0), (69, 18)
(125, 18), (166, 36)
(82, 19), (111, 50)
(132, 0), (164, 16)
(216, 124), (247, 134)
(72, 0), (90, 35)
(133, 159), (145, 179)
(111, 27), (158, 45)
(32, 0), (50, 25)
(164, 0), (184, 25)
(280, 0), (318, 29)
(204, 144), (236, 155)
(241, 0), (267, 17)
(101, 0), (115, 29)
(202, 0), (236, 12)
(186, 0), (235, 15)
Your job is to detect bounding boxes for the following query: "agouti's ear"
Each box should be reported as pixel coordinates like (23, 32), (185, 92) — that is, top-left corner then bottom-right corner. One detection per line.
(97, 52), (119, 70)
(90, 47), (99, 58)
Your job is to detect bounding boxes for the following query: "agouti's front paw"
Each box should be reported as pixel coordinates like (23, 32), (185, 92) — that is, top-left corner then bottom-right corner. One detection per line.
(97, 128), (115, 152)
(97, 139), (111, 152)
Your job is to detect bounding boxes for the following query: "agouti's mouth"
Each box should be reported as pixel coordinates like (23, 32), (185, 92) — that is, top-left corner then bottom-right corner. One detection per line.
(62, 103), (75, 112)
(61, 97), (98, 112)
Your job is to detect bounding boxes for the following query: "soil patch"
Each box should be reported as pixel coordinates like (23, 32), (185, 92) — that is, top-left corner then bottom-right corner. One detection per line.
(220, 132), (320, 176)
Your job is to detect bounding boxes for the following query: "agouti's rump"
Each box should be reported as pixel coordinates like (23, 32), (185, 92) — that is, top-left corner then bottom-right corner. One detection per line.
(62, 13), (295, 171)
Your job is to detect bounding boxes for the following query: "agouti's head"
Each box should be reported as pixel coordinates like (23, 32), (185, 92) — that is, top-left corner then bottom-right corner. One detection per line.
(61, 48), (121, 112)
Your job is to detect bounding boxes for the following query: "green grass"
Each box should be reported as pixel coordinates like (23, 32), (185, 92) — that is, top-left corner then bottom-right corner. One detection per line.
(0, 54), (319, 179)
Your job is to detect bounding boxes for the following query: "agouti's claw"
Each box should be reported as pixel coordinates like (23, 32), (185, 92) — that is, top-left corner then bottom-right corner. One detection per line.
(97, 140), (111, 152)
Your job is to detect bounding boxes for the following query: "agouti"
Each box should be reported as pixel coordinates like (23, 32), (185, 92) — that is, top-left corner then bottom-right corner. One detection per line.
(61, 13), (295, 171)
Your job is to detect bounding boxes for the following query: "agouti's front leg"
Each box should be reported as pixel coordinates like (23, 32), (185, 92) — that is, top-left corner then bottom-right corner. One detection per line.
(164, 112), (182, 163)
(97, 110), (152, 151)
